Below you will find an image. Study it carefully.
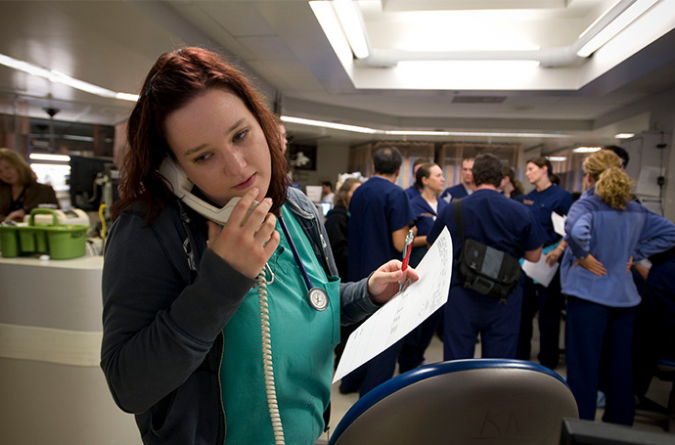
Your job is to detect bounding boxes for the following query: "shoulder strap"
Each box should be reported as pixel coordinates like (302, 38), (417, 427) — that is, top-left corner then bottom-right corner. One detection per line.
(453, 199), (465, 243)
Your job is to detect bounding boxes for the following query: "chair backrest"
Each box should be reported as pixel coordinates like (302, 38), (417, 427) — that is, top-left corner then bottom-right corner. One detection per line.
(329, 359), (578, 445)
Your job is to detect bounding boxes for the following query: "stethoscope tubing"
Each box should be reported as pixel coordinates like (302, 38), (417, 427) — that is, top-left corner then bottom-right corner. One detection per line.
(278, 216), (315, 292)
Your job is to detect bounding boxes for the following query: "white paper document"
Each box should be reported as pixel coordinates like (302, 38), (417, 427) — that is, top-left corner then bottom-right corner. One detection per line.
(551, 212), (566, 237)
(522, 255), (559, 288)
(333, 227), (453, 383)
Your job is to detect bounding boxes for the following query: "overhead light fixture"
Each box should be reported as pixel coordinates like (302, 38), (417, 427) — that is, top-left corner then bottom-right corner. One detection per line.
(615, 133), (635, 139)
(281, 115), (571, 139)
(281, 116), (377, 134)
(29, 163), (71, 172)
(0, 53), (139, 102)
(29, 153), (71, 162)
(385, 129), (569, 138)
(577, 0), (660, 57)
(573, 146), (602, 153)
(332, 0), (370, 59)
(547, 156), (568, 162)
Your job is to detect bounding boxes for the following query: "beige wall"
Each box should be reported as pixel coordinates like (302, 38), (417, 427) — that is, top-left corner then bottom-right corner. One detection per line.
(291, 140), (351, 196)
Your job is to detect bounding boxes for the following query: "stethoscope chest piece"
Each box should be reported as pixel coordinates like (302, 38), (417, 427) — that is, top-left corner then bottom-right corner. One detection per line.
(308, 287), (329, 311)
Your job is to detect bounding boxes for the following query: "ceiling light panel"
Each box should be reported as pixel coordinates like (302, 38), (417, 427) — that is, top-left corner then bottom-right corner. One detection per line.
(380, 1), (569, 12)
(333, 0), (370, 58)
(577, 0), (661, 57)
(313, 0), (674, 91)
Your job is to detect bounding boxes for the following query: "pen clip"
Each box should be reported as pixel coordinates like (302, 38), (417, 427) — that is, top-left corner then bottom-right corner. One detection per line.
(404, 229), (414, 254)
(402, 229), (414, 267)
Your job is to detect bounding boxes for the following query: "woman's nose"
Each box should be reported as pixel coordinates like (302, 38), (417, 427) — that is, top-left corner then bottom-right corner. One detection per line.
(221, 147), (247, 174)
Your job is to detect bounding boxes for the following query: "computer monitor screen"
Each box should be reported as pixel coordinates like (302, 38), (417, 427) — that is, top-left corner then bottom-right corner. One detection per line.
(68, 155), (118, 211)
(560, 418), (672, 445)
(320, 202), (332, 216)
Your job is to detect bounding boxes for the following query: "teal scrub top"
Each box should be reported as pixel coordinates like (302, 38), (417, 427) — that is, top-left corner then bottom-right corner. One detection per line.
(220, 204), (341, 445)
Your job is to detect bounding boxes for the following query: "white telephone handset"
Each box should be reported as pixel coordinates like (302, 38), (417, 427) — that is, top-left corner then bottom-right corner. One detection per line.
(158, 157), (256, 225)
(158, 156), (285, 443)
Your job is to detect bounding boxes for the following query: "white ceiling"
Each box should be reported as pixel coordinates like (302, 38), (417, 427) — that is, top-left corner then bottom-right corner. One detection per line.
(1, 0), (674, 152)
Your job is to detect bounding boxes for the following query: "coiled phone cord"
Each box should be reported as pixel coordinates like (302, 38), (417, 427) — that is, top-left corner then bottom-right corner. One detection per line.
(257, 268), (285, 445)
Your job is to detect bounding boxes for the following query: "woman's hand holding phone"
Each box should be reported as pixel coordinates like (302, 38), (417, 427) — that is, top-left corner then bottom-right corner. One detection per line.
(206, 188), (280, 279)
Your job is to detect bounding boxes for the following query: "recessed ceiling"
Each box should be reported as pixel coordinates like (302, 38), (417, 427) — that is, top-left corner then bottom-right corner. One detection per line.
(0, 0), (674, 152)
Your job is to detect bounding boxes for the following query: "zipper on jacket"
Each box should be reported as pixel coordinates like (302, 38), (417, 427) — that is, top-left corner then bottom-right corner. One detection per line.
(313, 217), (331, 268)
(286, 197), (333, 275)
(178, 205), (198, 273)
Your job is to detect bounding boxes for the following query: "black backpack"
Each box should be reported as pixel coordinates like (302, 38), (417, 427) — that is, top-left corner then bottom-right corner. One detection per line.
(453, 200), (522, 301)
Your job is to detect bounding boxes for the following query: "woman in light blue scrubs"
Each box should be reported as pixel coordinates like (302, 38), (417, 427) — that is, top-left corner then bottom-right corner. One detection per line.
(561, 149), (675, 425)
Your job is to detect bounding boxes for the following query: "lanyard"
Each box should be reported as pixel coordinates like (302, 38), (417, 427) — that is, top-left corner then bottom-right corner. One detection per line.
(278, 216), (328, 311)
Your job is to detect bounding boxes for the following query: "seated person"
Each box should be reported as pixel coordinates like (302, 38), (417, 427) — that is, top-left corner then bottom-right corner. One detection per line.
(0, 148), (60, 222)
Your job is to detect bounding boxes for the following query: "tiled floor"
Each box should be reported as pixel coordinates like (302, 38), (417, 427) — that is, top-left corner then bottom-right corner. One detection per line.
(325, 319), (673, 442)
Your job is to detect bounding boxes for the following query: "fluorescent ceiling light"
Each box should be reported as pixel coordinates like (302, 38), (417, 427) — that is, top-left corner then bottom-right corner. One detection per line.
(29, 153), (71, 162)
(116, 92), (140, 102)
(385, 130), (568, 138)
(577, 0), (660, 57)
(281, 116), (377, 134)
(310, 1), (353, 61)
(615, 133), (635, 139)
(573, 146), (602, 153)
(547, 156), (567, 162)
(29, 163), (71, 172)
(0, 53), (139, 102)
(281, 115), (571, 139)
(332, 0), (370, 58)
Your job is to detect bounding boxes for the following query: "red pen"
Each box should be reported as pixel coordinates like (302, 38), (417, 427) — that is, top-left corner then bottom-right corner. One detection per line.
(399, 229), (414, 291)
(402, 229), (414, 271)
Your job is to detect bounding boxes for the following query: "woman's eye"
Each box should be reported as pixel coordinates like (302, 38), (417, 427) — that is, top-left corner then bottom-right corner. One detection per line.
(194, 153), (212, 163)
(233, 129), (249, 143)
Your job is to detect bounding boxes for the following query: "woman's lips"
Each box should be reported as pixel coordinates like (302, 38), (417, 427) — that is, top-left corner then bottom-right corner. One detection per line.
(233, 174), (256, 190)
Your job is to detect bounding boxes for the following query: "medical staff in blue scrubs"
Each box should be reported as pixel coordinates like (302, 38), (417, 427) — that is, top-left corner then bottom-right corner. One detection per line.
(343, 146), (416, 397)
(440, 157), (474, 203)
(561, 150), (675, 425)
(428, 154), (545, 361)
(348, 149), (415, 282)
(404, 157), (428, 200)
(632, 246), (675, 405)
(516, 156), (573, 369)
(399, 163), (447, 373)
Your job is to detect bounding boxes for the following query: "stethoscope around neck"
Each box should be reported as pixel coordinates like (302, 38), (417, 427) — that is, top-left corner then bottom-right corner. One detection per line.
(271, 216), (329, 311)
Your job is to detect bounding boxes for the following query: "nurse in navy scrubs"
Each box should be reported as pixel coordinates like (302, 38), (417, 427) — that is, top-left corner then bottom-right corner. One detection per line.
(399, 162), (447, 372)
(516, 156), (573, 370)
(428, 154), (544, 361)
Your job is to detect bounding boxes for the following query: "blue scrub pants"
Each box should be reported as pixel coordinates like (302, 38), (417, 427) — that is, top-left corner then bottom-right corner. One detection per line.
(443, 285), (522, 360)
(517, 271), (565, 368)
(565, 296), (636, 426)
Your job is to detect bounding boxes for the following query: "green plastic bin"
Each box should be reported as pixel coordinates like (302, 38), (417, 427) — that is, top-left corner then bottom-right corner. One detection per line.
(0, 208), (88, 259)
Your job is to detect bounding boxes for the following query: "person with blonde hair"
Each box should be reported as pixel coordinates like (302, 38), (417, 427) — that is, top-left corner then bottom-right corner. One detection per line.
(0, 148), (59, 222)
(561, 149), (675, 426)
(324, 177), (362, 281)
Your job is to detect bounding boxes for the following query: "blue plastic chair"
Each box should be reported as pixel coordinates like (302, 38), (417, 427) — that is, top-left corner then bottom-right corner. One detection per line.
(329, 359), (578, 445)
